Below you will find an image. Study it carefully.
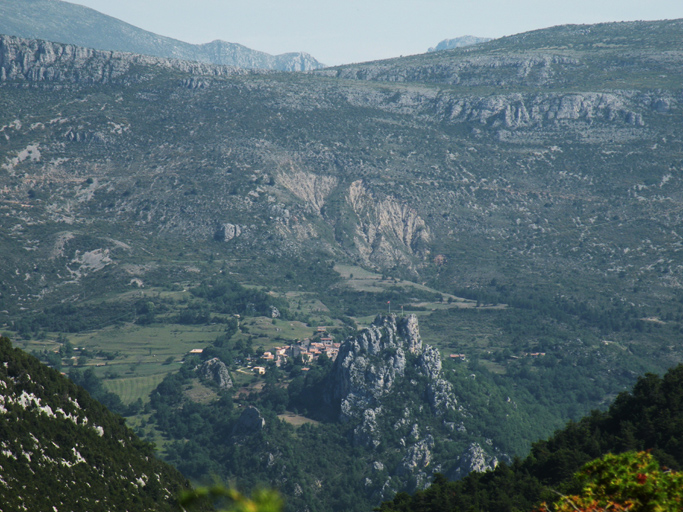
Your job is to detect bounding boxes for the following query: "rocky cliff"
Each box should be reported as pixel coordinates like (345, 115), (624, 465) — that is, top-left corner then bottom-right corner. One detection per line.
(198, 357), (233, 390)
(0, 34), (248, 84)
(326, 315), (423, 421)
(325, 315), (500, 495)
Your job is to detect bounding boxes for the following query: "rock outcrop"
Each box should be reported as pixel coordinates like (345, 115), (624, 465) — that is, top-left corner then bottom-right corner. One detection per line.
(215, 223), (243, 242)
(198, 357), (233, 390)
(346, 180), (431, 268)
(326, 315), (422, 422)
(449, 442), (499, 480)
(327, 314), (455, 422)
(419, 345), (457, 413)
(324, 314), (502, 494)
(232, 406), (265, 437)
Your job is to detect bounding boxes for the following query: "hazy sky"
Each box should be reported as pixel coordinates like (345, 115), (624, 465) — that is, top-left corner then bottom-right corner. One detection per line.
(71, 0), (683, 66)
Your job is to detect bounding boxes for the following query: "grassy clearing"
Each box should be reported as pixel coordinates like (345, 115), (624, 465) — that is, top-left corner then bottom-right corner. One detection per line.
(104, 373), (168, 404)
(69, 322), (224, 356)
(334, 263), (479, 308)
(183, 380), (219, 405)
(278, 412), (321, 427)
(16, 322), (227, 403)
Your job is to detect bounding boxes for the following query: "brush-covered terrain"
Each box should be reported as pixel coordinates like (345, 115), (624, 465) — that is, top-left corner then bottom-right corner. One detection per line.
(1, 17), (683, 511)
(0, 335), (196, 512)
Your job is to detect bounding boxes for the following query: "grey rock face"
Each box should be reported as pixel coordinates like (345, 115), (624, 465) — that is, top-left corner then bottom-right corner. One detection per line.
(326, 313), (459, 432)
(215, 223), (243, 242)
(353, 407), (382, 448)
(418, 345), (457, 413)
(0, 35), (247, 85)
(326, 315), (420, 421)
(232, 406), (266, 437)
(198, 357), (233, 390)
(397, 435), (434, 476)
(321, 314), (503, 489)
(335, 86), (649, 140)
(418, 344), (441, 380)
(449, 442), (499, 480)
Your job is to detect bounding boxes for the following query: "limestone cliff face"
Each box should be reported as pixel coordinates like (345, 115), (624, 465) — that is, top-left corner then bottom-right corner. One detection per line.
(277, 168), (338, 215)
(325, 315), (499, 495)
(338, 87), (650, 139)
(326, 315), (422, 422)
(448, 442), (499, 480)
(0, 35), (247, 84)
(275, 171), (430, 269)
(346, 180), (431, 268)
(326, 314), (458, 424)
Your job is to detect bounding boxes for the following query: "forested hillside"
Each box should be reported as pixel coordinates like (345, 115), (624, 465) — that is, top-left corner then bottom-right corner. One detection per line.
(378, 364), (683, 512)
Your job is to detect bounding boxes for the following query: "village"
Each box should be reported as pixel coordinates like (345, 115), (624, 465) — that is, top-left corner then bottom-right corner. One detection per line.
(249, 326), (341, 375)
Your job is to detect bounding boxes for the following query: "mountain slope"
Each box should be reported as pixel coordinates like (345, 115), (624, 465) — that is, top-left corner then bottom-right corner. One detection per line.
(1, 20), (683, 511)
(0, 0), (324, 71)
(1, 22), (682, 317)
(378, 363), (683, 512)
(0, 335), (193, 511)
(323, 19), (683, 88)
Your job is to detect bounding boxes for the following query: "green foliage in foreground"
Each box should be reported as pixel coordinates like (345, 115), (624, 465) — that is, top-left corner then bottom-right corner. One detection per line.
(536, 451), (683, 512)
(180, 485), (283, 512)
(179, 452), (683, 512)
(377, 364), (683, 512)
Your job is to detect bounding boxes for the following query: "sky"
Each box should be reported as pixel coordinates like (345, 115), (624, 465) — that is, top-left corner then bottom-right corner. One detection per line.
(71, 0), (683, 66)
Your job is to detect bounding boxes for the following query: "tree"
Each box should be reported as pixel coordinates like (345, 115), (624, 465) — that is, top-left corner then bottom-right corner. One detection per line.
(536, 451), (683, 512)
(180, 485), (282, 512)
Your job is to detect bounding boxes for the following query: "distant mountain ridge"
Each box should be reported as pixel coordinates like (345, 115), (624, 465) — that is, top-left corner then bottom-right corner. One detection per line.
(0, 0), (325, 71)
(428, 35), (491, 52)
